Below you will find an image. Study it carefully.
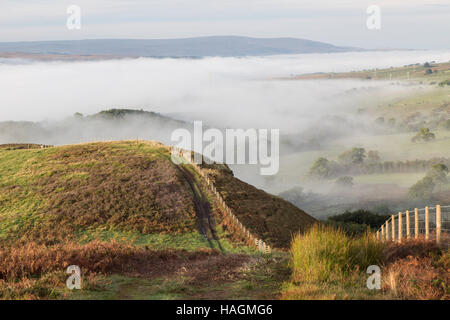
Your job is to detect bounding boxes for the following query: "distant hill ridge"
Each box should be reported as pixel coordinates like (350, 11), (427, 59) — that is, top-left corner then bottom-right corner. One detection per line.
(0, 108), (189, 146)
(0, 36), (361, 58)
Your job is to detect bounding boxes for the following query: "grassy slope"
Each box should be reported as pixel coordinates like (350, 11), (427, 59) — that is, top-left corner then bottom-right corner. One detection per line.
(0, 141), (315, 299)
(279, 131), (450, 192)
(293, 61), (450, 125)
(0, 141), (198, 246)
(273, 63), (450, 222)
(200, 163), (317, 248)
(282, 62), (450, 185)
(0, 141), (314, 248)
(342, 80), (450, 188)
(293, 61), (450, 82)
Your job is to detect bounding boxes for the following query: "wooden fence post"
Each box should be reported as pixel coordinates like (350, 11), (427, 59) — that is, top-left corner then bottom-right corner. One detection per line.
(425, 206), (429, 240)
(376, 230), (380, 240)
(398, 212), (402, 242)
(406, 210), (410, 239)
(391, 215), (395, 241)
(436, 205), (441, 245)
(414, 208), (419, 239)
(386, 221), (389, 241)
(381, 225), (385, 241)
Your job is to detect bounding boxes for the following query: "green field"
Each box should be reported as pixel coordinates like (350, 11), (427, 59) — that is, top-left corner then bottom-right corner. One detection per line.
(352, 173), (424, 188)
(371, 86), (450, 121)
(276, 64), (450, 193)
(294, 61), (450, 83)
(278, 130), (450, 187)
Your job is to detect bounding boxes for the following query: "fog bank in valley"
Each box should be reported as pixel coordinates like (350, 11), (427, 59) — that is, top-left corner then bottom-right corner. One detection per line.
(1, 50), (450, 124)
(1, 50), (450, 217)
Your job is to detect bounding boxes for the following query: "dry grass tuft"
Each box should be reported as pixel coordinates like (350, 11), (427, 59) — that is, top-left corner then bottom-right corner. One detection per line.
(290, 224), (384, 283)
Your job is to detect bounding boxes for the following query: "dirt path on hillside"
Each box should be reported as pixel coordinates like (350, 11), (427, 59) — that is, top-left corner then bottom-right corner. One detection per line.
(177, 165), (222, 250)
(85, 253), (291, 300)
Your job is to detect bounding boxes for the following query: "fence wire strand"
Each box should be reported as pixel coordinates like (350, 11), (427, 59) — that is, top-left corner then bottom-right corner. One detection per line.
(377, 205), (449, 246)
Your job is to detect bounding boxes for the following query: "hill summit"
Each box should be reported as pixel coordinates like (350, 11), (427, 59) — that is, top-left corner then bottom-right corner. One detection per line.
(0, 140), (315, 249)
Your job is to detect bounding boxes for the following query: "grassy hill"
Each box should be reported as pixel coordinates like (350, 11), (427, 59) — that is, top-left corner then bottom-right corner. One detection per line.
(200, 162), (316, 248)
(292, 61), (450, 82)
(0, 109), (189, 146)
(0, 140), (315, 299)
(277, 60), (450, 217)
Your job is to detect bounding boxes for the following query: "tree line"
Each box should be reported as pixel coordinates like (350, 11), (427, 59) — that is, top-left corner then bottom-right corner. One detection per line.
(309, 147), (450, 179)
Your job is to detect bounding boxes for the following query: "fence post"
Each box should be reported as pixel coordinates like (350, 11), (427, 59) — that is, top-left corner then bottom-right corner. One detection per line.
(406, 210), (410, 239)
(425, 206), (429, 240)
(376, 230), (380, 240)
(391, 215), (395, 241)
(386, 221), (389, 241)
(436, 205), (441, 245)
(381, 225), (385, 241)
(414, 208), (419, 239)
(398, 212), (402, 242)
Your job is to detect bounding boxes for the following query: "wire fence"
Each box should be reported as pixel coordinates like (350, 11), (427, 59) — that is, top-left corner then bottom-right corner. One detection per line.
(0, 143), (53, 150)
(170, 146), (272, 254)
(376, 205), (450, 246)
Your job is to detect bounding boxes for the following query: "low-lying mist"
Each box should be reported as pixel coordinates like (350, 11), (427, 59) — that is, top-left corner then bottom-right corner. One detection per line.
(1, 50), (450, 218)
(1, 50), (449, 123)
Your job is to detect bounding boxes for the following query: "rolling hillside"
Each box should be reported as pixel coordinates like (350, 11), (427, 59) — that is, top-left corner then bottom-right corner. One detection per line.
(0, 109), (189, 146)
(0, 140), (315, 299)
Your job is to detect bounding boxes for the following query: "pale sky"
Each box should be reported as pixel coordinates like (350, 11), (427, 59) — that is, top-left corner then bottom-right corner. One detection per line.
(1, 0), (449, 49)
